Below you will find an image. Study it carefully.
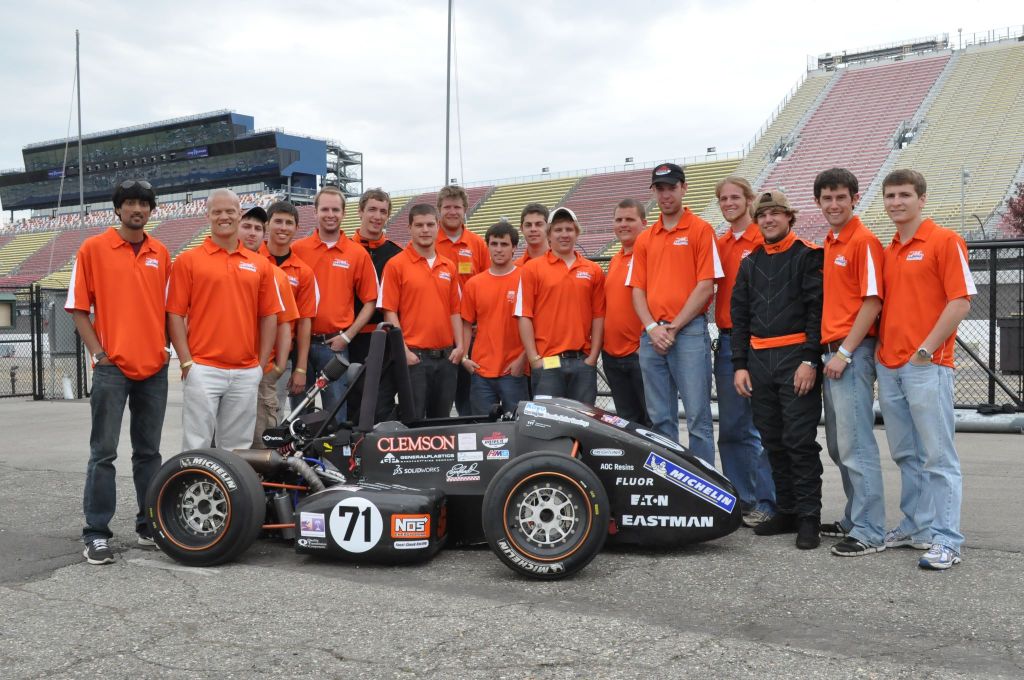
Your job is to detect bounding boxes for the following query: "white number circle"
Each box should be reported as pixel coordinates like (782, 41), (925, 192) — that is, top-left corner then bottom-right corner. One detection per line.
(329, 497), (383, 553)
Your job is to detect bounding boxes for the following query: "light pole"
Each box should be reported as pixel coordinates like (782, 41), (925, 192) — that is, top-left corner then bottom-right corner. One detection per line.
(960, 167), (970, 234)
(444, 0), (453, 187)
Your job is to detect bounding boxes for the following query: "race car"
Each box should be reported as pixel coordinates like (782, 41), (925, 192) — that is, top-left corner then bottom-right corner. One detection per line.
(145, 325), (742, 579)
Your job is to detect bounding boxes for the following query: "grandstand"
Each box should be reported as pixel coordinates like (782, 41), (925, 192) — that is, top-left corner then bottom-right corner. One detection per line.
(464, 178), (578, 236)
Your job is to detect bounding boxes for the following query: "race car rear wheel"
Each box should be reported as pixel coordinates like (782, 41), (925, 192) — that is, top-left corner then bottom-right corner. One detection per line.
(144, 449), (265, 567)
(482, 451), (608, 580)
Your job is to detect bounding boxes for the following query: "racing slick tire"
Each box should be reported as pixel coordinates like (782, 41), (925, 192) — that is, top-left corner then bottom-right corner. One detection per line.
(482, 451), (608, 580)
(144, 449), (265, 567)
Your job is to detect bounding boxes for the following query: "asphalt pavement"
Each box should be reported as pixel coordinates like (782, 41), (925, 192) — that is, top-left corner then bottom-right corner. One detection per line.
(0, 376), (1021, 679)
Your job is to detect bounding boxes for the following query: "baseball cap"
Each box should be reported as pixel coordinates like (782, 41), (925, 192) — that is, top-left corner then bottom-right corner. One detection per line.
(548, 206), (582, 233)
(751, 190), (795, 218)
(650, 163), (686, 187)
(241, 204), (268, 223)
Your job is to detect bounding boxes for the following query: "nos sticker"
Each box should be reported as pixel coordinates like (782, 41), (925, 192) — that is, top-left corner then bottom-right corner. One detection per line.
(329, 497), (384, 553)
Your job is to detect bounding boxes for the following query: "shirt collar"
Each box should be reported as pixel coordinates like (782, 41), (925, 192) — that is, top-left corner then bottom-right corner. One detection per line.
(826, 215), (863, 245)
(353, 231), (388, 248)
(890, 218), (937, 246)
(653, 208), (691, 234)
(763, 229), (797, 255)
(105, 227), (154, 253)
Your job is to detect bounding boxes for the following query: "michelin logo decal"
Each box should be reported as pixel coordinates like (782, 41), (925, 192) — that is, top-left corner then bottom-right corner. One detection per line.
(643, 452), (736, 512)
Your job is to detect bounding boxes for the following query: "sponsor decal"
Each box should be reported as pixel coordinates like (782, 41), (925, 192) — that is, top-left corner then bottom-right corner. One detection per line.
(391, 452), (455, 463)
(630, 494), (669, 507)
(382, 452), (399, 464)
(331, 258), (351, 269)
(458, 248), (473, 257)
(377, 435), (455, 452)
(906, 250), (924, 262)
(525, 419), (551, 429)
(487, 449), (510, 460)
(439, 271), (452, 281)
(395, 539), (430, 550)
(621, 514), (713, 528)
(600, 462), (634, 471)
(482, 432), (509, 449)
(458, 433), (476, 450)
(654, 164), (671, 176)
(178, 457), (238, 491)
(238, 262), (257, 273)
(144, 257), (160, 268)
(329, 497), (384, 553)
(615, 476), (654, 486)
(576, 271), (592, 280)
(392, 465), (441, 476)
(600, 414), (629, 428)
(673, 236), (689, 246)
(535, 411), (590, 428)
(391, 514), (430, 539)
(299, 512), (326, 537)
(496, 538), (565, 574)
(636, 428), (685, 452)
(643, 452), (736, 512)
(590, 448), (624, 457)
(523, 402), (547, 417)
(457, 450), (483, 462)
(834, 254), (848, 267)
(445, 462), (481, 482)
(296, 537), (327, 550)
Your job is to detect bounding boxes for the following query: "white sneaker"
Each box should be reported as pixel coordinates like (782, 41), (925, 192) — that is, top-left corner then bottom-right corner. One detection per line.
(919, 544), (962, 570)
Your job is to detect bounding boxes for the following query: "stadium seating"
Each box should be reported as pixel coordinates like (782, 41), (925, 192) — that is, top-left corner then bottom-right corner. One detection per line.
(757, 54), (950, 243)
(384, 186), (494, 245)
(150, 216), (207, 256)
(0, 231), (59, 279)
(561, 169), (652, 257)
(465, 178), (578, 237)
(858, 41), (1024, 242)
(6, 227), (105, 287)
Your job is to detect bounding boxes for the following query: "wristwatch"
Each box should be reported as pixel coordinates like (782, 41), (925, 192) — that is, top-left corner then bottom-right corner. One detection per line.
(801, 360), (815, 368)
(916, 347), (933, 361)
(93, 351), (107, 364)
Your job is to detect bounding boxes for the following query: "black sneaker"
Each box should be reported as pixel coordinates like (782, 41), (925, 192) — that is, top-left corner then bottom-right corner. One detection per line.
(83, 538), (115, 565)
(831, 536), (885, 557)
(753, 512), (798, 536)
(820, 521), (848, 538)
(796, 517), (820, 550)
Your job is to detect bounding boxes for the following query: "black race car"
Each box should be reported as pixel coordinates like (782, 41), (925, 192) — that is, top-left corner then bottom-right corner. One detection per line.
(145, 326), (741, 579)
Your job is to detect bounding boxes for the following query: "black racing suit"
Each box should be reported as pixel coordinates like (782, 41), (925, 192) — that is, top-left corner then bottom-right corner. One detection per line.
(731, 231), (824, 519)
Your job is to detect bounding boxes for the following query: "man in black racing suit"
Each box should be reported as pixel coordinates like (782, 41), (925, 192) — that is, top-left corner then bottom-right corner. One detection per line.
(730, 189), (825, 550)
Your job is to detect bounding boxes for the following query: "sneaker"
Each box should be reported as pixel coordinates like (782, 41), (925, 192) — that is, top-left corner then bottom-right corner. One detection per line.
(884, 527), (931, 550)
(83, 538), (114, 565)
(753, 512), (798, 536)
(743, 509), (774, 528)
(831, 536), (885, 557)
(820, 521), (848, 538)
(136, 530), (157, 548)
(796, 517), (820, 550)
(919, 544), (962, 570)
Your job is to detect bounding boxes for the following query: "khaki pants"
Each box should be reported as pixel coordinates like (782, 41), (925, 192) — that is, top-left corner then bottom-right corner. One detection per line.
(252, 369), (283, 448)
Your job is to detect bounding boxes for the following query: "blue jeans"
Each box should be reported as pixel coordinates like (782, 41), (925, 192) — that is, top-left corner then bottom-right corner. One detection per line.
(823, 339), (885, 545)
(876, 361), (963, 552)
(307, 343), (349, 426)
(601, 351), (651, 426)
(530, 357), (598, 405)
(470, 373), (530, 415)
(83, 364), (168, 542)
(638, 316), (715, 466)
(714, 333), (775, 512)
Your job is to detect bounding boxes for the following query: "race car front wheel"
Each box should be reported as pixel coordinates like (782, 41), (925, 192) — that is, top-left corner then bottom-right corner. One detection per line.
(144, 449), (265, 567)
(482, 451), (608, 580)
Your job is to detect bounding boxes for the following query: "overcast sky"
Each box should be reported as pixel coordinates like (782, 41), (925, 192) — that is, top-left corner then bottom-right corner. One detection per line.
(0, 0), (1019, 214)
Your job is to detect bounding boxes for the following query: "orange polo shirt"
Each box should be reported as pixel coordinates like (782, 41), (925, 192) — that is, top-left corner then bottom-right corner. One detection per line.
(461, 268), (524, 378)
(378, 245), (461, 349)
(878, 219), (976, 369)
(626, 208), (723, 321)
(821, 216), (884, 344)
(603, 249), (643, 358)
(291, 230), (378, 335)
(166, 237), (284, 370)
(65, 228), (170, 380)
(514, 250), (546, 267)
(258, 243), (318, 324)
(436, 226), (488, 287)
(715, 222), (763, 330)
(514, 251), (605, 357)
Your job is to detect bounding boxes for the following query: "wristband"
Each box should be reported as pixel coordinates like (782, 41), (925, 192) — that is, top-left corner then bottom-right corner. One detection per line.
(837, 345), (852, 359)
(645, 322), (658, 332)
(180, 360), (193, 369)
(340, 331), (351, 344)
(294, 367), (307, 375)
(836, 353), (852, 365)
(801, 360), (815, 368)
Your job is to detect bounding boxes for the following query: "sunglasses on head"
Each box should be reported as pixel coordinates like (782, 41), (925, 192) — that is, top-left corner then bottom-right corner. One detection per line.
(119, 180), (153, 190)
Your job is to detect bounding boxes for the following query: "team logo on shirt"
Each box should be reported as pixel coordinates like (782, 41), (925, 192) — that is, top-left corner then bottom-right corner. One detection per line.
(238, 262), (257, 273)
(906, 250), (925, 262)
(834, 255), (848, 267)
(459, 248), (472, 257)
(438, 271), (452, 281)
(741, 249), (752, 259)
(144, 257), (160, 268)
(576, 271), (592, 280)
(506, 291), (516, 304)
(673, 236), (689, 246)
(332, 259), (351, 269)
(288, 275), (299, 287)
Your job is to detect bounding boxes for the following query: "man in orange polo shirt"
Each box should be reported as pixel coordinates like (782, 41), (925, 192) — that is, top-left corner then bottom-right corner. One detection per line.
(627, 163), (722, 465)
(436, 185), (488, 416)
(167, 189), (283, 452)
(292, 186), (379, 426)
(713, 176), (775, 528)
(602, 199), (651, 426)
(238, 205), (300, 447)
(350, 188), (403, 422)
(732, 190), (824, 550)
(461, 220), (528, 414)
(875, 169), (975, 570)
(515, 202), (549, 266)
(515, 207), (605, 405)
(379, 204), (465, 419)
(813, 168), (887, 557)
(66, 179), (170, 565)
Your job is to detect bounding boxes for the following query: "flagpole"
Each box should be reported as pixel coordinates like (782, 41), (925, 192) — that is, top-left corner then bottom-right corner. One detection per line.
(444, 0), (452, 186)
(76, 30), (85, 229)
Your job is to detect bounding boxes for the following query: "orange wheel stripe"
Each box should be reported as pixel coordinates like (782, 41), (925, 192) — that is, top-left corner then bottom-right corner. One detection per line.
(156, 468), (234, 552)
(502, 470), (592, 562)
